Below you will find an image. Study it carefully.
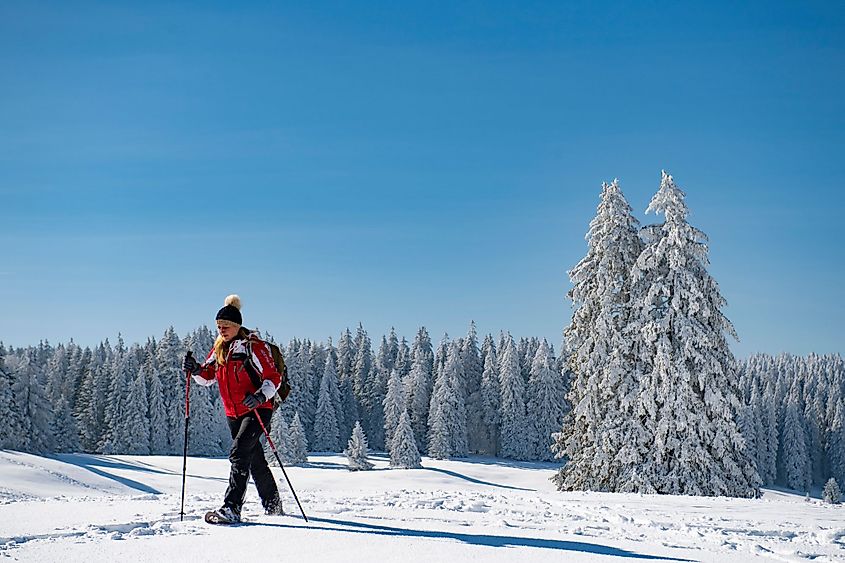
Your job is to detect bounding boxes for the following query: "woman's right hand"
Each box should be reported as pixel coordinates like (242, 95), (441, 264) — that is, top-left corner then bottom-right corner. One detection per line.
(183, 353), (201, 375)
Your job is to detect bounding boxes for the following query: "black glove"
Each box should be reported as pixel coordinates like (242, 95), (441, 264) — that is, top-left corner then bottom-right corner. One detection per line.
(183, 353), (201, 375)
(243, 391), (266, 410)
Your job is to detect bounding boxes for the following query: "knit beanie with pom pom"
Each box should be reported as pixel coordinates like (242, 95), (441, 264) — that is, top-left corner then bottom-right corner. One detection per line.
(215, 294), (242, 327)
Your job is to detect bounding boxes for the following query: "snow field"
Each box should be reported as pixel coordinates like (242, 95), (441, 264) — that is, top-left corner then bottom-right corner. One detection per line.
(1, 450), (843, 562)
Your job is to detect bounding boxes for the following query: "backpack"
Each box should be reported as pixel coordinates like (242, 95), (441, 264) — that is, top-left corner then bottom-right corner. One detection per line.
(266, 340), (292, 408)
(245, 335), (291, 409)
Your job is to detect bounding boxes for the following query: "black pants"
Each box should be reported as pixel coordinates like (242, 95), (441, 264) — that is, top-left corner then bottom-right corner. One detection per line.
(223, 409), (280, 513)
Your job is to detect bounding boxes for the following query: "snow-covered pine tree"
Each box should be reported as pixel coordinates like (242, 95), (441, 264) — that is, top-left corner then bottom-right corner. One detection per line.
(345, 420), (374, 471)
(338, 369), (359, 447)
(298, 341), (317, 443)
(266, 409), (289, 466)
(462, 321), (485, 454)
(761, 380), (780, 485)
(353, 325), (372, 403)
(324, 340), (344, 436)
(823, 477), (841, 504)
(750, 380), (767, 483)
(406, 327), (434, 453)
(366, 337), (390, 450)
(0, 346), (22, 450)
(352, 327), (373, 436)
(396, 336), (411, 379)
(287, 412), (308, 464)
(312, 353), (341, 452)
(309, 340), (328, 393)
(782, 380), (811, 492)
(146, 365), (169, 454)
(498, 334), (531, 460)
(12, 348), (55, 453)
(803, 361), (827, 485)
(737, 401), (759, 476)
(517, 337), (531, 388)
(74, 341), (111, 452)
(383, 368), (406, 448)
(433, 334), (449, 386)
(156, 327), (185, 454)
(390, 408), (422, 469)
(386, 328), (399, 374)
(45, 344), (69, 409)
(497, 331), (507, 362)
(527, 340), (566, 461)
(553, 179), (643, 491)
(427, 342), (468, 459)
(65, 343), (88, 410)
(67, 345), (91, 427)
(829, 404), (845, 490)
(51, 345), (82, 452)
(101, 344), (139, 454)
(51, 396), (81, 453)
(629, 171), (759, 497)
(122, 365), (151, 455)
(277, 338), (304, 426)
(337, 328), (357, 383)
(479, 335), (500, 456)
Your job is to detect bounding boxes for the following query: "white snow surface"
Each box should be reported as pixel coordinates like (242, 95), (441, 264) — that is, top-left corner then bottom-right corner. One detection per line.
(0, 450), (842, 562)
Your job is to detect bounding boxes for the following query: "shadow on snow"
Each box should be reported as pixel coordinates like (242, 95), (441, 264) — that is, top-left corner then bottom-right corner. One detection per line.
(422, 466), (536, 492)
(50, 454), (225, 494)
(238, 516), (694, 561)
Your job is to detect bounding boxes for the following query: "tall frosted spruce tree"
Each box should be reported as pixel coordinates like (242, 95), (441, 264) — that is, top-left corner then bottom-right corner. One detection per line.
(527, 340), (566, 461)
(156, 328), (185, 454)
(13, 348), (55, 453)
(390, 408), (422, 469)
(462, 322), (485, 454)
(629, 171), (760, 497)
(498, 334), (531, 460)
(479, 334), (500, 456)
(406, 327), (434, 453)
(427, 342), (468, 459)
(345, 420), (374, 471)
(382, 369), (405, 448)
(312, 353), (341, 452)
(0, 344), (23, 450)
(553, 179), (644, 491)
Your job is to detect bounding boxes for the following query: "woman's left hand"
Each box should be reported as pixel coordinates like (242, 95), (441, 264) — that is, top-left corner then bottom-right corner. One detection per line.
(243, 392), (265, 409)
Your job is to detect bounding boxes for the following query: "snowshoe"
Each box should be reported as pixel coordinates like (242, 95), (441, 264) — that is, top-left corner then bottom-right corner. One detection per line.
(205, 506), (242, 525)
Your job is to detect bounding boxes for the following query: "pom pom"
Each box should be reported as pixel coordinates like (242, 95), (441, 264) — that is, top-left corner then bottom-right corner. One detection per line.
(224, 294), (242, 310)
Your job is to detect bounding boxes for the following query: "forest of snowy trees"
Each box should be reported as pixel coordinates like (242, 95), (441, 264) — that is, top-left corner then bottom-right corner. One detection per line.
(0, 324), (567, 464)
(0, 328), (842, 493)
(0, 171), (841, 499)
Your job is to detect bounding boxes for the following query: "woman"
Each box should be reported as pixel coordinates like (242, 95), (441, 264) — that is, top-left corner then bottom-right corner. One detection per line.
(183, 294), (283, 524)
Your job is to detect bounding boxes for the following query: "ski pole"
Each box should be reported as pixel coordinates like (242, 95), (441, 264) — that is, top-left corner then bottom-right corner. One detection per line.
(252, 408), (309, 522)
(180, 351), (193, 522)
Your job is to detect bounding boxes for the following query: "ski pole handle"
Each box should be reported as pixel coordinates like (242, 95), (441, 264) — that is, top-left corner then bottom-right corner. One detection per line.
(184, 352), (194, 417)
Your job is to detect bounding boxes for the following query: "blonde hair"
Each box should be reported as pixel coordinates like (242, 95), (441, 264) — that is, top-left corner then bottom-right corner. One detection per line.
(213, 326), (249, 365)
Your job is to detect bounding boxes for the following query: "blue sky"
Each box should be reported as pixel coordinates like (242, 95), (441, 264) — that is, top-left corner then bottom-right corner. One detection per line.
(1, 1), (843, 357)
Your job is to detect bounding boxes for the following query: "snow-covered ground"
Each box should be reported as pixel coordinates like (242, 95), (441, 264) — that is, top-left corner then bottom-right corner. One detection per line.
(0, 450), (842, 562)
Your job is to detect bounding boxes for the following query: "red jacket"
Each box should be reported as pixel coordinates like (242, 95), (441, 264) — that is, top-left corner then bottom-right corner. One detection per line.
(193, 332), (282, 418)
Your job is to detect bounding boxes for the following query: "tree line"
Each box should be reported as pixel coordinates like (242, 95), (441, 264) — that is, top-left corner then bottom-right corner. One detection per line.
(0, 323), (567, 463)
(0, 326), (841, 494)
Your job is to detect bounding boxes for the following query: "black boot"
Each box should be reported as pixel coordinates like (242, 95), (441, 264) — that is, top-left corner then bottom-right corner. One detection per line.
(263, 495), (284, 516)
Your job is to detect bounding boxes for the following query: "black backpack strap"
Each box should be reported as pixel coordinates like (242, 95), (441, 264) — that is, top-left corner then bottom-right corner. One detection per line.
(242, 338), (263, 390)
